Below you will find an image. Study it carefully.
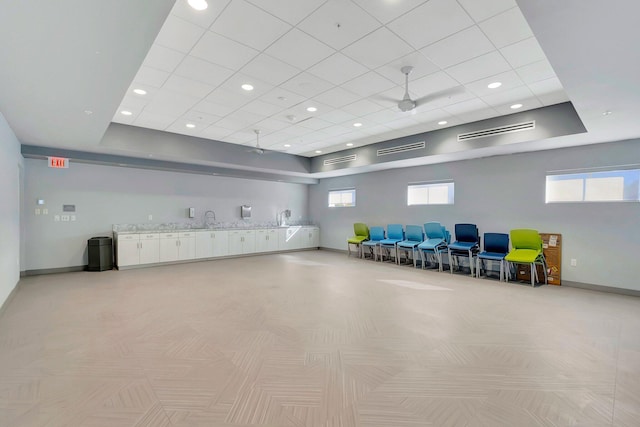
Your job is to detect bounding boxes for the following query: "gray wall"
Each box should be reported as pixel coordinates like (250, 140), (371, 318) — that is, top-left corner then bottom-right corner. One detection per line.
(309, 139), (640, 291)
(0, 113), (23, 307)
(23, 160), (309, 271)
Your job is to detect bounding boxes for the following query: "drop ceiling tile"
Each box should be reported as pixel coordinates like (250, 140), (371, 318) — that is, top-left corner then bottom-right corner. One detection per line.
(199, 126), (235, 140)
(409, 71), (461, 98)
(118, 94), (149, 112)
(384, 116), (421, 130)
(313, 87), (362, 109)
(493, 97), (542, 115)
(362, 108), (406, 124)
(174, 56), (234, 86)
(411, 108), (453, 124)
(133, 111), (178, 130)
(143, 89), (201, 117)
(111, 114), (135, 126)
(414, 88), (475, 111)
(465, 70), (525, 97)
(240, 54), (301, 86)
(259, 88), (308, 109)
(307, 53), (369, 85)
(170, 0), (231, 29)
(528, 77), (569, 105)
(296, 117), (332, 131)
(215, 116), (255, 131)
(134, 66), (171, 88)
(240, 100), (286, 117)
(535, 90), (570, 106)
(280, 72), (333, 98)
(216, 72), (275, 100)
(153, 15), (206, 53)
(192, 99), (237, 117)
(245, 0), (326, 25)
(516, 59), (557, 84)
(255, 117), (291, 133)
(375, 52), (440, 83)
(341, 99), (386, 117)
(233, 109), (269, 127)
(191, 31), (259, 70)
(445, 51), (511, 84)
(352, 0), (428, 24)
(340, 71), (396, 98)
(210, 0), (291, 50)
(457, 0), (517, 23)
(344, 28), (414, 70)
(452, 108), (499, 123)
(205, 88), (251, 110)
(141, 44), (185, 73)
(297, 0), (381, 50)
(165, 120), (203, 136)
(444, 98), (491, 115)
(420, 26), (495, 69)
(479, 7), (533, 49)
(162, 75), (215, 98)
(181, 111), (222, 126)
(265, 28), (335, 70)
(500, 37), (547, 69)
(320, 110), (358, 127)
(279, 125), (313, 138)
(481, 85), (536, 107)
(387, 0), (474, 49)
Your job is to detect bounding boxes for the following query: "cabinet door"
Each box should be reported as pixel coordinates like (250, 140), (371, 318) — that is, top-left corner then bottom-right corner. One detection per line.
(301, 227), (319, 248)
(266, 229), (279, 251)
(255, 230), (269, 253)
(179, 233), (196, 260)
(212, 231), (229, 257)
(159, 233), (180, 262)
(195, 231), (213, 259)
(310, 228), (320, 247)
(228, 231), (243, 256)
(242, 230), (256, 254)
(117, 237), (139, 267)
(139, 234), (160, 264)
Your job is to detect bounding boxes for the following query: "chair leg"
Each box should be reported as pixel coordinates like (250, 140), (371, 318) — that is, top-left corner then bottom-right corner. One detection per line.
(531, 263), (535, 287)
(468, 250), (474, 277)
(476, 258), (481, 278)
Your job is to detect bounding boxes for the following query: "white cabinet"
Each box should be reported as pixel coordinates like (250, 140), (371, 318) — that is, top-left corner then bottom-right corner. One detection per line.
(139, 233), (160, 264)
(116, 233), (160, 267)
(228, 230), (256, 255)
(278, 226), (302, 250)
(255, 228), (279, 252)
(301, 227), (319, 248)
(195, 230), (229, 259)
(178, 232), (196, 260)
(159, 232), (195, 262)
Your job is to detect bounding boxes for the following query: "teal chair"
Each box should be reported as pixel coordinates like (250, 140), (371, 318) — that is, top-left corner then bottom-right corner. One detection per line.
(418, 222), (450, 272)
(505, 229), (547, 286)
(397, 225), (424, 267)
(379, 224), (404, 264)
(347, 223), (369, 257)
(362, 226), (385, 261)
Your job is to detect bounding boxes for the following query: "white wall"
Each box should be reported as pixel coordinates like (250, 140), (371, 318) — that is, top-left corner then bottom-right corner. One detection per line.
(309, 139), (640, 291)
(0, 113), (23, 307)
(23, 160), (309, 271)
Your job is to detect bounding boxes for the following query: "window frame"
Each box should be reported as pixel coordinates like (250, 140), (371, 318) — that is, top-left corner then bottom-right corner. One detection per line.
(407, 180), (455, 206)
(545, 167), (640, 204)
(328, 188), (356, 208)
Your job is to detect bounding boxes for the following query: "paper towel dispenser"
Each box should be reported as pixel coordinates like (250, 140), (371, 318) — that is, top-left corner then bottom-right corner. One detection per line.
(241, 205), (251, 219)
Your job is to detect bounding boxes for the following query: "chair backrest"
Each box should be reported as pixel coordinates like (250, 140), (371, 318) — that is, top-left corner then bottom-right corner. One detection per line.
(353, 223), (369, 238)
(387, 224), (404, 240)
(510, 229), (542, 251)
(483, 232), (509, 254)
(405, 225), (423, 242)
(369, 226), (385, 241)
(424, 222), (445, 239)
(454, 223), (479, 243)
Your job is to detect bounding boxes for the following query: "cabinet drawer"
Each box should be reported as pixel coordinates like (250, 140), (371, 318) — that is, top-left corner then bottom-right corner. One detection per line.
(179, 232), (194, 238)
(140, 233), (159, 240)
(118, 234), (139, 241)
(160, 233), (177, 239)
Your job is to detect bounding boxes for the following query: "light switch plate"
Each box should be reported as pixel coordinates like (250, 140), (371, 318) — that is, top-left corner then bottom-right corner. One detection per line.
(54, 215), (60, 222)
(61, 215), (70, 222)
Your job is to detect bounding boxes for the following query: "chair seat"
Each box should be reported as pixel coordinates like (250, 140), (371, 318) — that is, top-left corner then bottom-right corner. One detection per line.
(397, 240), (421, 249)
(478, 251), (507, 261)
(362, 240), (381, 247)
(379, 238), (402, 246)
(347, 236), (368, 244)
(449, 241), (478, 251)
(418, 238), (446, 251)
(505, 249), (540, 263)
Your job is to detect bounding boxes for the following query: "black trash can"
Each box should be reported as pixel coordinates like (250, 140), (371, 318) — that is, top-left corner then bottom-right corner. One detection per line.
(88, 236), (113, 271)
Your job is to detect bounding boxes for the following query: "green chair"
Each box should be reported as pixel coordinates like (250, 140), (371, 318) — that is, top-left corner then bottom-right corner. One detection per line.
(347, 223), (369, 257)
(505, 229), (547, 287)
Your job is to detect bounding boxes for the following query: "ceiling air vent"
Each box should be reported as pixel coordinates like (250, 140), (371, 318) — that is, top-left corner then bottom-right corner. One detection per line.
(323, 154), (357, 166)
(457, 120), (536, 142)
(377, 141), (425, 157)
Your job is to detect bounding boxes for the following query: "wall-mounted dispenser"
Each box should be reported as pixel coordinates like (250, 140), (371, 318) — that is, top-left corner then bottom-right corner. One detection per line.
(241, 205), (251, 219)
(188, 207), (195, 218)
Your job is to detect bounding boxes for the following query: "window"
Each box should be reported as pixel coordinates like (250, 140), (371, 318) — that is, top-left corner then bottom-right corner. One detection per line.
(328, 188), (356, 207)
(545, 168), (640, 203)
(407, 181), (455, 205)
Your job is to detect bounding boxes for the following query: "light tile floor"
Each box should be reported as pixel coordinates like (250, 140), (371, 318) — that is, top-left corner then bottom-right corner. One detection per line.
(1, 251), (639, 426)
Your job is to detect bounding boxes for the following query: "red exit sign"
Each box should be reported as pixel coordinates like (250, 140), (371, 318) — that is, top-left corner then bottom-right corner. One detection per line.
(48, 157), (69, 168)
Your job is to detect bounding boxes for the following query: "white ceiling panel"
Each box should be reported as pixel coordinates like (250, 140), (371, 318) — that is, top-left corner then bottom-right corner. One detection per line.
(246, 0), (326, 26)
(313, 87), (362, 109)
(297, 0), (381, 50)
(259, 88), (308, 109)
(265, 28), (335, 70)
(141, 44), (185, 73)
(375, 52), (439, 83)
(452, 108), (499, 124)
(342, 27), (415, 70)
(181, 111), (221, 126)
(143, 89), (201, 117)
(445, 51), (511, 84)
(205, 88), (252, 111)
(529, 77), (569, 105)
(170, 0), (231, 29)
(240, 100), (286, 118)
(515, 59), (558, 84)
(173, 56), (234, 86)
(409, 71), (461, 98)
(493, 97), (542, 115)
(307, 53), (369, 85)
(352, 0), (428, 24)
(133, 66), (171, 88)
(210, 0), (291, 50)
(280, 72), (333, 98)
(387, 0), (474, 49)
(340, 71), (396, 98)
(341, 99), (386, 117)
(296, 117), (333, 131)
(465, 70), (525, 97)
(481, 85), (536, 107)
(362, 108), (406, 124)
(162, 74), (215, 98)
(199, 126), (234, 140)
(444, 98), (492, 115)
(153, 15), (205, 54)
(479, 7), (534, 48)
(255, 117), (292, 133)
(190, 31), (259, 70)
(192, 99), (236, 117)
(134, 111), (179, 131)
(420, 26), (495, 69)
(240, 54), (301, 86)
(319, 109), (359, 125)
(500, 37), (547, 69)
(457, 0), (517, 23)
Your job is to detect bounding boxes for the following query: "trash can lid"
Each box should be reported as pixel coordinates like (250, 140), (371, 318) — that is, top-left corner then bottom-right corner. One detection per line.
(88, 236), (112, 245)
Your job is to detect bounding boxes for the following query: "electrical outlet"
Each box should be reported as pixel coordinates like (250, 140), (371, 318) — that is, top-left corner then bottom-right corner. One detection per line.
(71, 215), (76, 221)
(42, 208), (48, 215)
(570, 258), (577, 267)
(54, 215), (60, 222)
(61, 215), (70, 222)
(35, 208), (40, 215)
(148, 214), (153, 221)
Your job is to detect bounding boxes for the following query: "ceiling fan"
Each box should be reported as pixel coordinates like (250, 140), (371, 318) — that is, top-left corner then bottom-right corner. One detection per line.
(247, 129), (268, 155)
(393, 66), (464, 113)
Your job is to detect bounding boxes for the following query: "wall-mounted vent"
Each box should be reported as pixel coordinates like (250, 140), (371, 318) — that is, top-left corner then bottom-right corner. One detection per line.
(323, 154), (357, 166)
(457, 120), (536, 142)
(377, 141), (425, 157)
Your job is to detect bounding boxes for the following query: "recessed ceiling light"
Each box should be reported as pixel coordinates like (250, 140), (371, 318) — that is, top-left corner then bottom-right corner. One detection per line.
(188, 0), (208, 11)
(315, 150), (322, 154)
(346, 143), (354, 147)
(510, 103), (523, 109)
(353, 122), (362, 127)
(120, 110), (133, 116)
(306, 106), (317, 112)
(488, 82), (502, 89)
(241, 84), (254, 91)
(133, 88), (147, 95)
(186, 123), (196, 128)
(284, 144), (291, 148)
(438, 120), (447, 125)
(602, 110), (612, 116)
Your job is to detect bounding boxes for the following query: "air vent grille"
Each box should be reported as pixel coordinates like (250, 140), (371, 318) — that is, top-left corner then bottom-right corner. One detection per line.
(377, 141), (425, 157)
(323, 154), (357, 166)
(458, 120), (536, 142)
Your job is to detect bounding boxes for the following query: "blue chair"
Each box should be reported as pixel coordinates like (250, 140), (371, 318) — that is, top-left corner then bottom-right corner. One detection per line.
(476, 233), (510, 281)
(448, 223), (480, 276)
(397, 225), (424, 267)
(418, 222), (450, 272)
(362, 226), (385, 261)
(379, 224), (404, 264)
